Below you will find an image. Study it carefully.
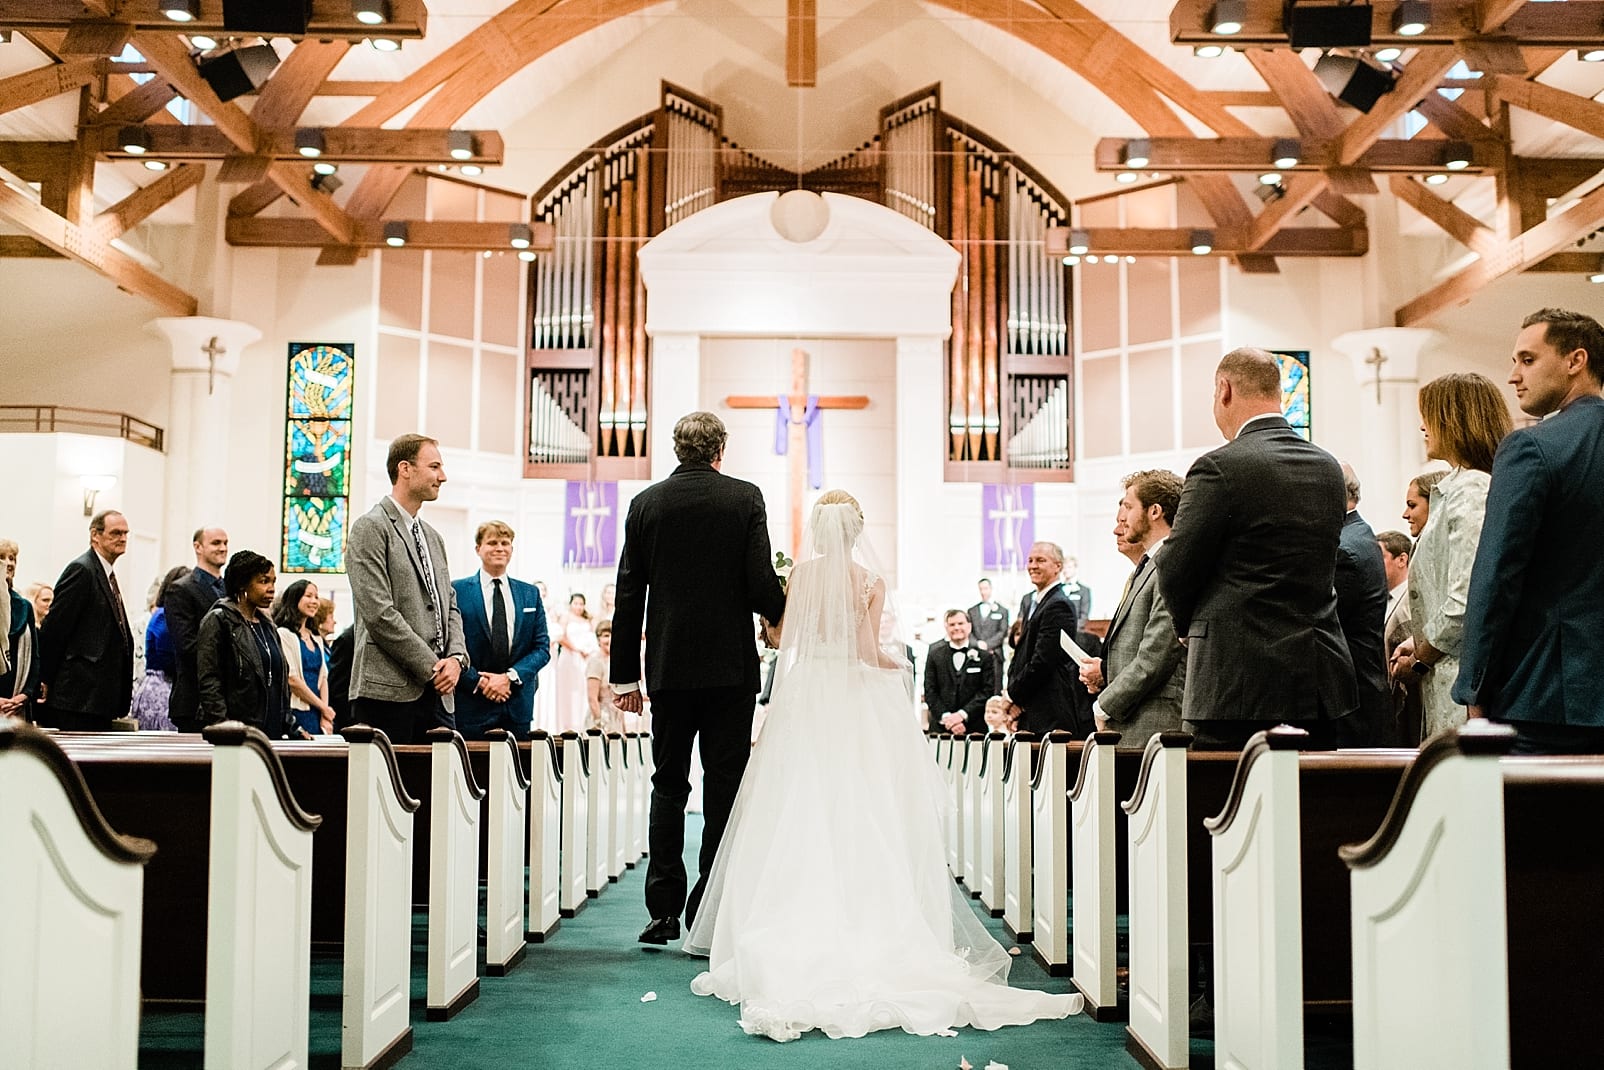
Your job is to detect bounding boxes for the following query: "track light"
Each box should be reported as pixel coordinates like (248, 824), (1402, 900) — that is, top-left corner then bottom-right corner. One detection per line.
(447, 130), (476, 161)
(311, 172), (342, 194)
(1424, 173), (1449, 186)
(1374, 46), (1403, 63)
(143, 159), (169, 171)
(518, 249), (537, 263)
(295, 128), (325, 158)
(1067, 228), (1090, 256)
(189, 34), (218, 50)
(1580, 48), (1604, 63)
(1209, 0), (1244, 35)
(1085, 255), (1100, 265)
(369, 37), (401, 52)
(352, 0), (390, 25)
(119, 126), (152, 155)
(1391, 1), (1429, 37)
(383, 221), (408, 247)
(509, 223), (533, 250)
(161, 0), (200, 22)
(1194, 44), (1226, 58)
(1442, 141), (1473, 171)
(1189, 229), (1214, 255)
(459, 163), (484, 176)
(1255, 182), (1286, 205)
(1121, 139), (1151, 169)
(312, 160), (338, 176)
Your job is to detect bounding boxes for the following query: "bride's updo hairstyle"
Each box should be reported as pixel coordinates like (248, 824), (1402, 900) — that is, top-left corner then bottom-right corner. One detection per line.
(810, 489), (864, 553)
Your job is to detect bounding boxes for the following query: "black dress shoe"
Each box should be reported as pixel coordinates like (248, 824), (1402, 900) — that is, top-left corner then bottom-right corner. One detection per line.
(639, 917), (680, 945)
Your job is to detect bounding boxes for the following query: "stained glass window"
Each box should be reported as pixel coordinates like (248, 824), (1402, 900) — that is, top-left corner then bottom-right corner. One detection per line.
(1273, 350), (1312, 441)
(282, 344), (354, 573)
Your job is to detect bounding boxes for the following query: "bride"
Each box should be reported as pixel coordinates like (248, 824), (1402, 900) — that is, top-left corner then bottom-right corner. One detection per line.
(685, 490), (1082, 1041)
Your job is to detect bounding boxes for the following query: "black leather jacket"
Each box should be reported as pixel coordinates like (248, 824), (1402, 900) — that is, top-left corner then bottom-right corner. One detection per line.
(196, 599), (297, 737)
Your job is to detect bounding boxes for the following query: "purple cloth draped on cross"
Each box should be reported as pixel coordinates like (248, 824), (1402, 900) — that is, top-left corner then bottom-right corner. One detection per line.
(774, 394), (824, 490)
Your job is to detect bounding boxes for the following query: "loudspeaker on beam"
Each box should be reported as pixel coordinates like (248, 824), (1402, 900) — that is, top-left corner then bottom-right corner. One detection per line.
(223, 0), (312, 36)
(197, 44), (282, 103)
(1285, 1), (1374, 48)
(1314, 54), (1395, 114)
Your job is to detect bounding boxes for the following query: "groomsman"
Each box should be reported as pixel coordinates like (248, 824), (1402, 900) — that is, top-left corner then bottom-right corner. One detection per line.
(924, 609), (996, 734)
(967, 578), (1010, 656)
(452, 521), (550, 740)
(1005, 541), (1085, 736)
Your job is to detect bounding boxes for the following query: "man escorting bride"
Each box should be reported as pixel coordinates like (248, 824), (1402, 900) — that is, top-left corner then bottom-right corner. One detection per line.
(615, 411), (1079, 1042)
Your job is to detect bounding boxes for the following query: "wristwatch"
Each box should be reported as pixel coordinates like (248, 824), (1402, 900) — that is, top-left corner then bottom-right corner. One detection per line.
(452, 653), (468, 670)
(507, 669), (521, 686)
(1411, 658), (1432, 676)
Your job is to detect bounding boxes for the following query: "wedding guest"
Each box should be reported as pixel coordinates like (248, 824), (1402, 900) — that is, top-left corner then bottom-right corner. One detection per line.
(555, 592), (598, 732)
(196, 550), (302, 738)
(274, 579), (335, 736)
(38, 510), (135, 730)
(315, 596), (337, 640)
(532, 580), (562, 733)
(327, 624), (355, 729)
(25, 582), (52, 626)
(1391, 375), (1511, 738)
(586, 620), (622, 732)
(598, 582), (617, 625)
(1377, 529), (1422, 745)
(0, 540), (39, 720)
(1400, 470), (1445, 540)
(129, 565), (191, 731)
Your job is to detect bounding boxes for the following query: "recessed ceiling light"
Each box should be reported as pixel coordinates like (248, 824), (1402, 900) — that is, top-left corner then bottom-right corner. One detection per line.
(1259, 172), (1283, 186)
(518, 249), (537, 263)
(312, 160), (338, 176)
(143, 159), (169, 171)
(1374, 46), (1403, 63)
(189, 34), (218, 50)
(1424, 173), (1450, 186)
(1115, 171), (1138, 184)
(459, 163), (484, 176)
(1194, 44), (1225, 58)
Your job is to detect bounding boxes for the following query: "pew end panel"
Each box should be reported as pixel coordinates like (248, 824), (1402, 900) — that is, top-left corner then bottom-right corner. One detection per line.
(425, 728), (486, 1022)
(340, 725), (419, 1070)
(1030, 731), (1078, 977)
(1001, 733), (1040, 943)
(0, 723), (156, 1070)
(977, 732), (1010, 914)
(1071, 730), (1124, 1021)
(584, 729), (611, 896)
(526, 731), (564, 942)
(1123, 732), (1192, 1070)
(484, 730), (532, 976)
(558, 732), (591, 917)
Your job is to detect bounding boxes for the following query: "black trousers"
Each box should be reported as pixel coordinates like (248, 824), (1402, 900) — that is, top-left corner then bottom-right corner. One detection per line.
(352, 691), (453, 745)
(1183, 717), (1341, 752)
(37, 705), (118, 732)
(1506, 720), (1604, 755)
(645, 686), (755, 925)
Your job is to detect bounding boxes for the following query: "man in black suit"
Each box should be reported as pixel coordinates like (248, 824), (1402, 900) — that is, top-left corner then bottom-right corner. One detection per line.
(37, 510), (135, 729)
(1334, 465), (1391, 746)
(611, 412), (787, 944)
(1157, 347), (1357, 751)
(967, 578), (1009, 658)
(165, 526), (229, 732)
(1003, 541), (1086, 736)
(925, 609), (997, 734)
(1456, 309), (1604, 754)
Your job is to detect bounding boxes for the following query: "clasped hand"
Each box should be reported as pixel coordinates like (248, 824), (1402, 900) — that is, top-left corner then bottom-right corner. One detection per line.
(430, 657), (461, 695)
(476, 671), (514, 704)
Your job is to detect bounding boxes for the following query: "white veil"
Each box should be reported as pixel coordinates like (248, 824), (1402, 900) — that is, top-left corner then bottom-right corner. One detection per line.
(771, 498), (911, 694)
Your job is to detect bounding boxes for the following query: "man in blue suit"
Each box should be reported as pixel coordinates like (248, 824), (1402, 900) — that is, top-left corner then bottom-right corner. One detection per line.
(1456, 309), (1604, 754)
(452, 521), (550, 739)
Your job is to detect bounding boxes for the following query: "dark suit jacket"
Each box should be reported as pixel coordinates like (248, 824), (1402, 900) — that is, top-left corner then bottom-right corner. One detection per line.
(1064, 581), (1093, 625)
(923, 640), (996, 732)
(327, 625), (354, 728)
(37, 549), (134, 724)
(1334, 511), (1391, 744)
(610, 463), (787, 695)
(1007, 583), (1084, 736)
(165, 566), (225, 730)
(1156, 416), (1357, 724)
(452, 572), (551, 738)
(967, 600), (1010, 653)
(1454, 395), (1604, 725)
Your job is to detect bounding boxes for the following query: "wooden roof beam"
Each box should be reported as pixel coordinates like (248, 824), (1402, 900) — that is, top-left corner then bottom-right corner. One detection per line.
(1045, 224), (1367, 257)
(227, 217), (556, 251)
(0, 57), (98, 116)
(0, 179), (197, 315)
(2, 0), (426, 43)
(1396, 181), (1604, 325)
(1093, 136), (1497, 173)
(1246, 174), (1329, 251)
(1389, 174), (1500, 256)
(1170, 0), (1604, 47)
(92, 125), (506, 166)
(90, 161), (204, 240)
(1488, 75), (1604, 142)
(1337, 48), (1464, 167)
(1245, 49), (1347, 139)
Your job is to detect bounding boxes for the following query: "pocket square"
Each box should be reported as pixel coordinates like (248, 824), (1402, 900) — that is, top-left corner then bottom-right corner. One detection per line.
(522, 607), (536, 613)
(964, 667), (981, 674)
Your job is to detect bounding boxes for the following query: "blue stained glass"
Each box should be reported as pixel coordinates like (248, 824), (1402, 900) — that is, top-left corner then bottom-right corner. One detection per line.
(282, 497), (347, 574)
(288, 343), (355, 419)
(1273, 350), (1312, 441)
(285, 419), (351, 497)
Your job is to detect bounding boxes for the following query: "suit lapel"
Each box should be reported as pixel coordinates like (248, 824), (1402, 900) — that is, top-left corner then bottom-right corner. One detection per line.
(379, 497), (431, 592)
(461, 574), (488, 638)
(1107, 558), (1153, 640)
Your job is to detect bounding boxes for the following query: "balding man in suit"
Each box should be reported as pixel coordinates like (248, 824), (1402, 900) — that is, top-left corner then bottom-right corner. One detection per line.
(1157, 348), (1357, 750)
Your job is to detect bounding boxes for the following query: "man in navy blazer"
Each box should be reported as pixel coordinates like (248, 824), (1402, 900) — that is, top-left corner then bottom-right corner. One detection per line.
(1455, 309), (1604, 754)
(452, 521), (550, 739)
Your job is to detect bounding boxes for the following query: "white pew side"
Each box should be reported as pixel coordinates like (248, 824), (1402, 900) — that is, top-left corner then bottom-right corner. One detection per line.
(1030, 729), (1074, 976)
(485, 729), (530, 976)
(1071, 730), (1123, 1020)
(426, 728), (485, 1021)
(1123, 731), (1191, 1070)
(1001, 732), (1039, 942)
(976, 732), (1009, 915)
(559, 731), (591, 917)
(526, 731), (563, 942)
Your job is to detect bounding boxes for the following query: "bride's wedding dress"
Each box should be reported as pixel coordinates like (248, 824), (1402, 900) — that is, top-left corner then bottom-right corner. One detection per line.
(684, 501), (1082, 1041)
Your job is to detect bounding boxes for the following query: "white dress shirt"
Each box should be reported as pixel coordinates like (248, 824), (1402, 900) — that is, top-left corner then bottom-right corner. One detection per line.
(478, 570), (515, 651)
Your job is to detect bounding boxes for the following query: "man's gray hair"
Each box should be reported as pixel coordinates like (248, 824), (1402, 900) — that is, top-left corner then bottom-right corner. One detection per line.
(1032, 540), (1065, 567)
(673, 411), (728, 465)
(1341, 463), (1361, 506)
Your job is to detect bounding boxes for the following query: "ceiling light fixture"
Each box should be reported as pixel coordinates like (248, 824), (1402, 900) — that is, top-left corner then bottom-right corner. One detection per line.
(1062, 255), (1080, 266)
(1190, 229), (1214, 255)
(1589, 271), (1604, 284)
(509, 223), (533, 250)
(189, 34), (218, 49)
(383, 221), (408, 247)
(1374, 46), (1403, 63)
(1391, 1), (1429, 37)
(161, 0), (201, 22)
(1194, 44), (1225, 58)
(1067, 228), (1090, 256)
(447, 130), (476, 161)
(119, 126), (152, 155)
(294, 128), (325, 158)
(459, 163), (484, 176)
(352, 0), (390, 25)
(1273, 138), (1301, 169)
(1121, 139), (1151, 169)
(143, 159), (169, 171)
(312, 160), (338, 176)
(369, 37), (401, 52)
(518, 249), (537, 263)
(1442, 141), (1473, 171)
(1115, 171), (1139, 184)
(1424, 172), (1449, 186)
(1085, 255), (1100, 265)
(1209, 0), (1245, 36)
(1579, 47), (1604, 63)
(1259, 171), (1283, 186)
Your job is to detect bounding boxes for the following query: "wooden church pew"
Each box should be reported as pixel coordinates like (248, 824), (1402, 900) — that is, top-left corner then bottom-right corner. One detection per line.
(339, 726), (420, 1070)
(607, 732), (629, 879)
(586, 729), (614, 895)
(1342, 723), (1604, 1070)
(975, 731), (1009, 914)
(1031, 730), (1082, 976)
(1070, 730), (1144, 1021)
(424, 727), (486, 1021)
(484, 729), (531, 976)
(1001, 732), (1040, 942)
(0, 722), (156, 1070)
(628, 732), (650, 864)
(960, 735), (984, 894)
(526, 731), (564, 942)
(1203, 728), (1410, 1069)
(557, 730), (591, 917)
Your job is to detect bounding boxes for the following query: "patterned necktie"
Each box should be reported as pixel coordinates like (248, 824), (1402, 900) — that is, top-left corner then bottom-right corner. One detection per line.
(490, 578), (511, 670)
(107, 569), (130, 635)
(1117, 554), (1149, 613)
(411, 519), (443, 650)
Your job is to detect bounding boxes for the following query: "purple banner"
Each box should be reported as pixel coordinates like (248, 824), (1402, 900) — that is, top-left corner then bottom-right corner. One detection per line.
(564, 481), (617, 568)
(982, 484), (1034, 572)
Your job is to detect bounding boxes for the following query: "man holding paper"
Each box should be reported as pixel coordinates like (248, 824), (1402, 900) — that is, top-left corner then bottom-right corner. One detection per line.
(1003, 540), (1087, 736)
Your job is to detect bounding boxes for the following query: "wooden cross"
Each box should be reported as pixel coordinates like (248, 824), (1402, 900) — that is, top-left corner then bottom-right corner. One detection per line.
(201, 335), (226, 395)
(1364, 346), (1387, 404)
(786, 0), (816, 88)
(725, 348), (868, 558)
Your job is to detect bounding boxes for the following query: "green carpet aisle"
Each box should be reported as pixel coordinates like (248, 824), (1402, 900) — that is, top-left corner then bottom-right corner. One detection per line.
(137, 816), (1354, 1068)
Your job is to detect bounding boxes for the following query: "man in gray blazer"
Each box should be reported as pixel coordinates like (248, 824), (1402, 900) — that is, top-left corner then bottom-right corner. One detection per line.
(347, 433), (468, 744)
(1082, 469), (1185, 748)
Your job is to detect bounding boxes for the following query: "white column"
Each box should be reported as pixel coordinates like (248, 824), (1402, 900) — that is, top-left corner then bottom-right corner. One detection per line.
(1331, 327), (1440, 520)
(150, 316), (262, 564)
(896, 334), (947, 605)
(647, 332), (701, 483)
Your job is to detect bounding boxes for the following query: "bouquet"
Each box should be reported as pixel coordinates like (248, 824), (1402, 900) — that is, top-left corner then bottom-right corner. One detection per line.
(773, 550), (794, 591)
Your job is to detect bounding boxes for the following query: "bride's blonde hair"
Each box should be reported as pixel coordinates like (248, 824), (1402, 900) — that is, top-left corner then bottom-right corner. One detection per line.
(811, 489), (865, 548)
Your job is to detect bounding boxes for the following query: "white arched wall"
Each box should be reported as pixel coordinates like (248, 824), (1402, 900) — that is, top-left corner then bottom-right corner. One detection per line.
(638, 192), (960, 606)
